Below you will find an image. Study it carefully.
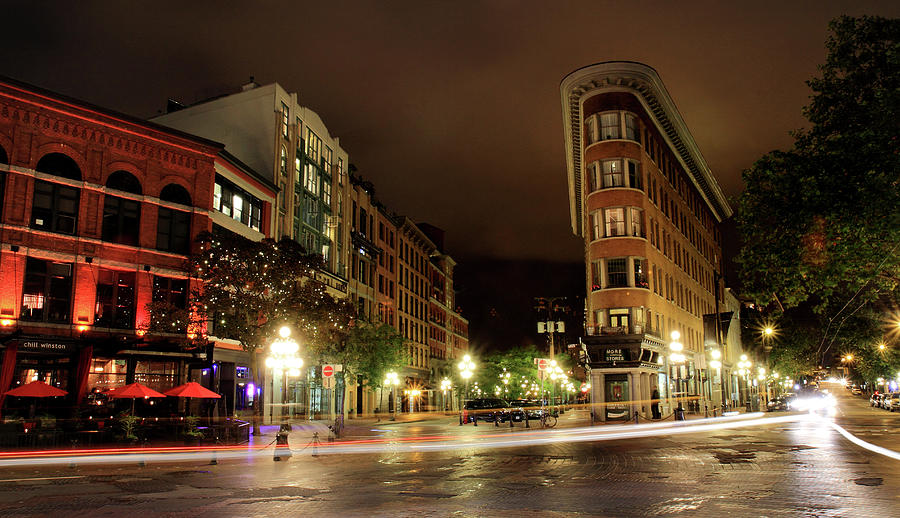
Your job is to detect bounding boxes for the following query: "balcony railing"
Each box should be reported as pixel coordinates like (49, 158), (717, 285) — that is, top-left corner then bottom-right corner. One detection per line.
(586, 324), (656, 336)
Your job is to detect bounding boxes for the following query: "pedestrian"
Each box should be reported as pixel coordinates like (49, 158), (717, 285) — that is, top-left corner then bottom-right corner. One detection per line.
(651, 389), (661, 419)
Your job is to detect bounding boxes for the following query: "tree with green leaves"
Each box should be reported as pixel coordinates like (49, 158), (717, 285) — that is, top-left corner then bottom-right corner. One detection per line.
(472, 345), (570, 400)
(146, 229), (350, 435)
(736, 15), (900, 369)
(314, 320), (406, 427)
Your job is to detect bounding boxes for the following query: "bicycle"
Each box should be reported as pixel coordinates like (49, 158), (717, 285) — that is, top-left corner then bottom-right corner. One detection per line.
(539, 411), (557, 428)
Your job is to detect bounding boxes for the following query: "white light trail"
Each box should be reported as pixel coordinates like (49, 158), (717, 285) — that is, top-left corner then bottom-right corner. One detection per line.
(1, 413), (897, 467)
(826, 420), (900, 461)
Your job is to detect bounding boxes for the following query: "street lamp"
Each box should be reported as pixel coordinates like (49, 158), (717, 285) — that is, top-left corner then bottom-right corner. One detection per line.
(440, 378), (452, 411)
(457, 355), (475, 425)
(384, 371), (399, 421)
(709, 349), (723, 412)
(266, 326), (303, 428)
(737, 354), (753, 410)
(669, 331), (685, 416)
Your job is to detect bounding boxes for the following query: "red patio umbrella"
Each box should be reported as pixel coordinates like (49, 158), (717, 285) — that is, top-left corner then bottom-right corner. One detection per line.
(109, 382), (167, 414)
(164, 382), (221, 399)
(165, 382), (220, 421)
(4, 381), (68, 398)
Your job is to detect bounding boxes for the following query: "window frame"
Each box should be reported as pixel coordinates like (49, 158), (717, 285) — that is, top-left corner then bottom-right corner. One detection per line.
(601, 159), (624, 188)
(606, 258), (627, 288)
(599, 112), (621, 140)
(281, 102), (290, 138)
(94, 269), (136, 329)
(101, 194), (141, 246)
(604, 207), (626, 237)
(31, 180), (80, 235)
(20, 258), (73, 324)
(156, 206), (191, 254)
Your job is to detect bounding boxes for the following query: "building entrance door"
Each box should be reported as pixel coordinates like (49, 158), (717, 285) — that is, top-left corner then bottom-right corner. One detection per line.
(605, 374), (629, 420)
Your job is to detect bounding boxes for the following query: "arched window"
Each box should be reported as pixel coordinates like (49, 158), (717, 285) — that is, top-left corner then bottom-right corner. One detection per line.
(106, 170), (142, 195)
(31, 153), (81, 235)
(157, 183), (192, 254)
(102, 172), (142, 246)
(159, 183), (192, 206)
(35, 152), (81, 181)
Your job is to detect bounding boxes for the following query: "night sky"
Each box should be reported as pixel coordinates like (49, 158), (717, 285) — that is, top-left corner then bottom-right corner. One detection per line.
(2, 2), (897, 350)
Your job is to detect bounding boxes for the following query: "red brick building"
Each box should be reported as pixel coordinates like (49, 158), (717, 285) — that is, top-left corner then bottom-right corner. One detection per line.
(0, 76), (222, 416)
(560, 62), (732, 421)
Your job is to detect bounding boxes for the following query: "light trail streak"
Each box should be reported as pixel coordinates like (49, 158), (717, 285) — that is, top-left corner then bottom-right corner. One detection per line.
(0, 412), (805, 467)
(826, 420), (900, 461)
(1, 413), (896, 468)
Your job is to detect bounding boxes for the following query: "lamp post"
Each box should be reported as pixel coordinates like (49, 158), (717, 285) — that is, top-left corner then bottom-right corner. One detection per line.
(669, 331), (685, 418)
(709, 349), (723, 414)
(440, 378), (452, 411)
(457, 355), (475, 425)
(265, 326), (303, 430)
(737, 354), (753, 410)
(384, 371), (399, 421)
(757, 367), (767, 405)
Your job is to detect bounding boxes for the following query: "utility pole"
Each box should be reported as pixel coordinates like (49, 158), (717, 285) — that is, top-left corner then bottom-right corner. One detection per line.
(535, 297), (568, 359)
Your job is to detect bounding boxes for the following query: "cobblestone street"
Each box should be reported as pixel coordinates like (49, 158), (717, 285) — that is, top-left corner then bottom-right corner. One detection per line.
(0, 386), (898, 517)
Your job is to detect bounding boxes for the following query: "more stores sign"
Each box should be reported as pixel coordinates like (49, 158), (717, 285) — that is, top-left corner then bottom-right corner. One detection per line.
(604, 348), (627, 362)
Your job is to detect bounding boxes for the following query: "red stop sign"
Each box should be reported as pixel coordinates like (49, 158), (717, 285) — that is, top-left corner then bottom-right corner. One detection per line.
(323, 365), (334, 377)
(537, 359), (549, 371)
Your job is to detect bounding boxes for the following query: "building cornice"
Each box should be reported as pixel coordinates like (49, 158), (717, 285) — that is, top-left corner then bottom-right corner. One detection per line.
(560, 62), (732, 238)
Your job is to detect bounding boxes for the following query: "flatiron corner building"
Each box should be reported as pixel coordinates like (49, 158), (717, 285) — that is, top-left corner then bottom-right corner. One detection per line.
(560, 62), (733, 421)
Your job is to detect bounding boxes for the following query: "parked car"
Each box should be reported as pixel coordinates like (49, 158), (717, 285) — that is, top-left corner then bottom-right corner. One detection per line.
(885, 393), (900, 412)
(767, 396), (790, 412)
(851, 387), (863, 395)
(870, 393), (884, 407)
(507, 399), (550, 420)
(463, 398), (511, 423)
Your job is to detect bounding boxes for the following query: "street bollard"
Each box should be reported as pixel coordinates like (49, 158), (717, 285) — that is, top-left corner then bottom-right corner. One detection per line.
(634, 411), (639, 425)
(273, 430), (292, 461)
(138, 439), (148, 467)
(509, 414), (514, 428)
(525, 414), (530, 428)
(68, 440), (79, 469)
(473, 414), (478, 426)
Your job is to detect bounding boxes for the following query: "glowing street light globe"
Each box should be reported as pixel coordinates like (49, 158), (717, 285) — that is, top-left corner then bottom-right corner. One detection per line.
(384, 371), (400, 387)
(267, 326), (303, 374)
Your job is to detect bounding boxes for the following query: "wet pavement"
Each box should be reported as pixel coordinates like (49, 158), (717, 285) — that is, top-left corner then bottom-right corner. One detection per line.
(0, 385), (898, 517)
